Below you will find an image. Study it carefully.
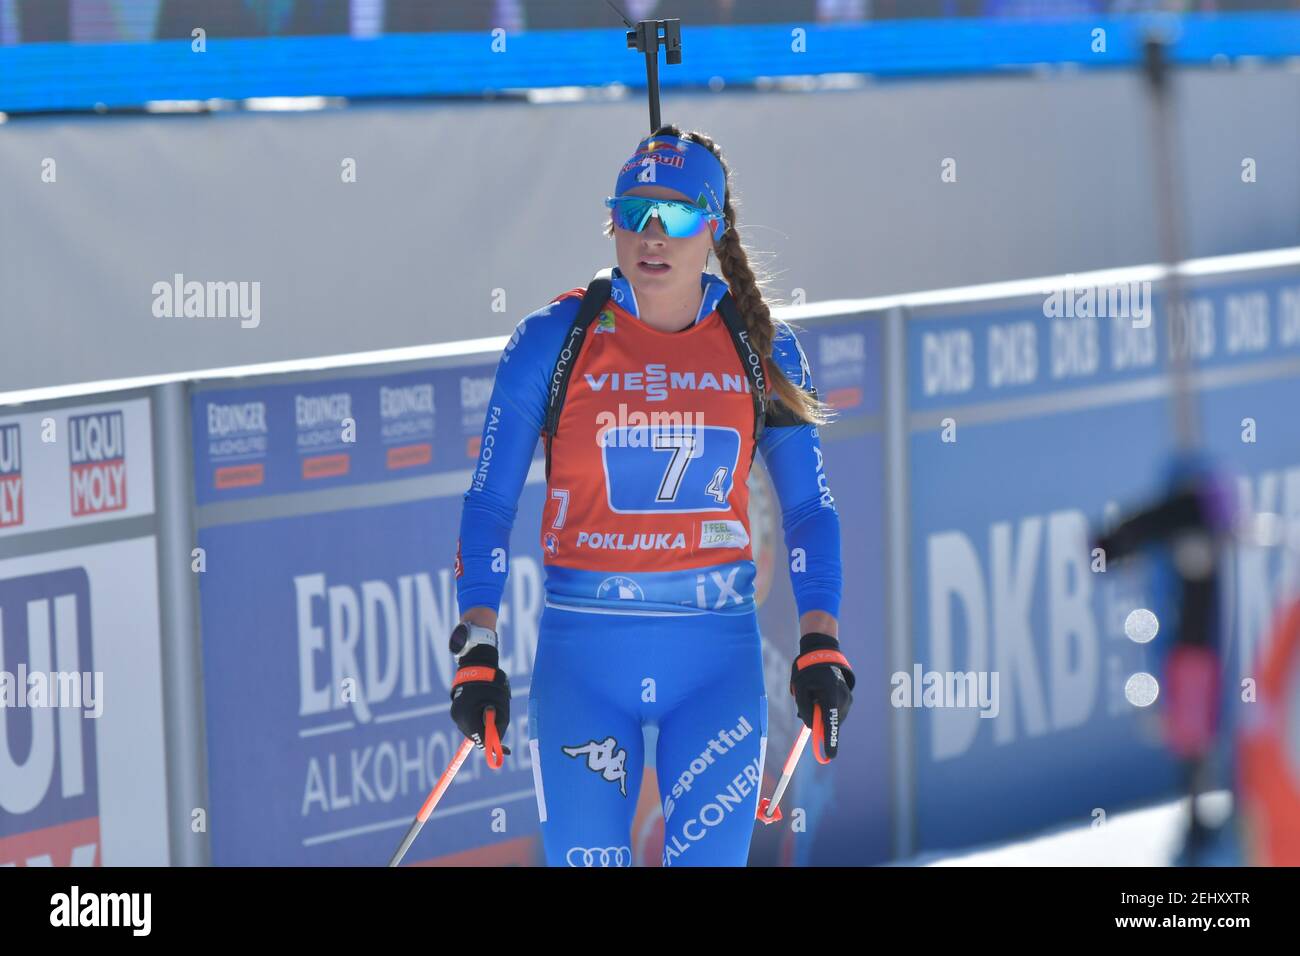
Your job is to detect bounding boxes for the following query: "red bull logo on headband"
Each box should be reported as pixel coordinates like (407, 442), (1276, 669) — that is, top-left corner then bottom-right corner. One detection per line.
(620, 137), (688, 176)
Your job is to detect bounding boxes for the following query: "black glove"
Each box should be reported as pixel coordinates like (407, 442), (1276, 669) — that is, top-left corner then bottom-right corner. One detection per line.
(789, 632), (855, 762)
(450, 644), (512, 755)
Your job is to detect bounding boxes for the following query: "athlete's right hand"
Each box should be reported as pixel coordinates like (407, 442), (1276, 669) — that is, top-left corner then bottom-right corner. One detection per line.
(450, 644), (512, 755)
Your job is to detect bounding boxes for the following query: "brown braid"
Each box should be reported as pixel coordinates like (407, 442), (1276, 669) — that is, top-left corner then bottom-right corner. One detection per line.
(603, 124), (836, 427)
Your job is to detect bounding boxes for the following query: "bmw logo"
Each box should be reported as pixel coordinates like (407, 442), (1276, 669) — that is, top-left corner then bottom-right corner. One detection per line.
(596, 575), (644, 601)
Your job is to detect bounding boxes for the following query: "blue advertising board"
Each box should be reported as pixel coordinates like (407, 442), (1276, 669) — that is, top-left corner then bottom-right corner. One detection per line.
(751, 313), (891, 866)
(197, 490), (549, 866)
(193, 362), (550, 865)
(906, 267), (1300, 851)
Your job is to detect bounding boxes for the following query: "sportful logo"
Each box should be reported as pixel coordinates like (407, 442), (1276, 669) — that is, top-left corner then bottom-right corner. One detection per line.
(68, 412), (126, 517)
(663, 715), (755, 822)
(0, 423), (22, 528)
(562, 737), (628, 796)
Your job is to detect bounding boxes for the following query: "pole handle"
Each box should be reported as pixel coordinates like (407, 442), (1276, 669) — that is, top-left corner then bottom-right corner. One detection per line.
(484, 706), (505, 770)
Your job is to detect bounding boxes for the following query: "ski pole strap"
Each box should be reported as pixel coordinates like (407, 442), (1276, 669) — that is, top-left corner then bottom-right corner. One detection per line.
(794, 648), (851, 671)
(451, 665), (497, 687)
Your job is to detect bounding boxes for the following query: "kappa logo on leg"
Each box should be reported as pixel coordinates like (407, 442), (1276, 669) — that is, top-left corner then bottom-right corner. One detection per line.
(562, 736), (629, 796)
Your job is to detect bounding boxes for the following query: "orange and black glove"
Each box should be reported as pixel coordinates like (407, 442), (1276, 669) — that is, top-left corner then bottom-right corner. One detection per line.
(449, 640), (511, 758)
(789, 633), (855, 763)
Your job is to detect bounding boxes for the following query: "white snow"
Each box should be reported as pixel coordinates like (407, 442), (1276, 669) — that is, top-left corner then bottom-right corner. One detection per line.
(896, 790), (1234, 867)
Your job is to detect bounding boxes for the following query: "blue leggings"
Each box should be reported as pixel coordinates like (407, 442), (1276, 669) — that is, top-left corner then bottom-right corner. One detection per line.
(527, 602), (769, 867)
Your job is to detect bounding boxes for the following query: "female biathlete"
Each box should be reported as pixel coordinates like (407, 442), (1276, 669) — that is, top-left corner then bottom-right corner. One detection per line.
(447, 126), (856, 867)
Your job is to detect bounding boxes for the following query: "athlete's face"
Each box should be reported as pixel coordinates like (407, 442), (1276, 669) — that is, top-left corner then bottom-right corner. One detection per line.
(611, 184), (715, 294)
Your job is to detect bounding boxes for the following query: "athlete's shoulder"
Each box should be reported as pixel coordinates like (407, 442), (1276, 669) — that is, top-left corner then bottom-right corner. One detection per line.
(500, 289), (585, 368)
(768, 318), (814, 389)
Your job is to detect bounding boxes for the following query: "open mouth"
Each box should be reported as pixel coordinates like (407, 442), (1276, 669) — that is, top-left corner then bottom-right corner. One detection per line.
(638, 259), (671, 272)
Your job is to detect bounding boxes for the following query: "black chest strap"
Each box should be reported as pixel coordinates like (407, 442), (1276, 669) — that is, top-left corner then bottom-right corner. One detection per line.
(541, 268), (613, 478)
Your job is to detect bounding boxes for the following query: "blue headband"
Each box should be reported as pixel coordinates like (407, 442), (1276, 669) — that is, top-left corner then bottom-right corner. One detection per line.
(613, 134), (728, 241)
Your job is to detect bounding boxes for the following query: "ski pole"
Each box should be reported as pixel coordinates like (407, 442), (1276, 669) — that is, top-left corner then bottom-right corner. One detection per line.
(756, 704), (820, 825)
(387, 708), (502, 866)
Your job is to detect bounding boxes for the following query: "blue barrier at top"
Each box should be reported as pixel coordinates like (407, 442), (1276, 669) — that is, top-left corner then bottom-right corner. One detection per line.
(4, 14), (1300, 114)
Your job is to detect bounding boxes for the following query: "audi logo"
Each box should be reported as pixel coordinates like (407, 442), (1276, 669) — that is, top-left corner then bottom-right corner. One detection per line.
(566, 846), (632, 867)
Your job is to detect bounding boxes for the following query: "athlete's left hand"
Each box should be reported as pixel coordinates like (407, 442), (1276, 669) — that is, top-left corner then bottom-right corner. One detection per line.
(789, 633), (855, 763)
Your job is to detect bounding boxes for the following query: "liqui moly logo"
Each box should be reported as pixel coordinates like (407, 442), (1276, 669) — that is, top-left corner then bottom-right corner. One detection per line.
(0, 569), (101, 866)
(0, 424), (21, 529)
(68, 412), (126, 517)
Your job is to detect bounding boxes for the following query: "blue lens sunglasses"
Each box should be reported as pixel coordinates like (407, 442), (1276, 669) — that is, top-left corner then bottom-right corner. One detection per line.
(605, 196), (724, 239)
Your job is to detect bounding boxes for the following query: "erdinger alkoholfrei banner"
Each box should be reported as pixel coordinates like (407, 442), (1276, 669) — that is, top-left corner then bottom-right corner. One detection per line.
(0, 397), (169, 866)
(906, 266), (1300, 852)
(193, 364), (552, 866)
(192, 369), (455, 503)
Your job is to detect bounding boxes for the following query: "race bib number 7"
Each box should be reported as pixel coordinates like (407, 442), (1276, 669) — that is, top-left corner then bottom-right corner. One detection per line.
(600, 425), (740, 514)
